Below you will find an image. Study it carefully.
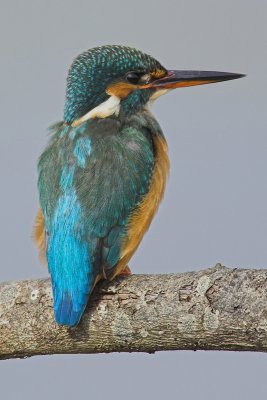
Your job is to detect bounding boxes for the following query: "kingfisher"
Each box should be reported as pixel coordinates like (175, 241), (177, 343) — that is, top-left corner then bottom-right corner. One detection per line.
(34, 45), (244, 326)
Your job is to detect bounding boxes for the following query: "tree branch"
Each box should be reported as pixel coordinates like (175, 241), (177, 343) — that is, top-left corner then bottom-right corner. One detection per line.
(1, 264), (267, 360)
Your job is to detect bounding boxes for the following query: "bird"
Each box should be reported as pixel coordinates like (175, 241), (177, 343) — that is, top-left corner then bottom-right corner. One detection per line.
(34, 45), (244, 327)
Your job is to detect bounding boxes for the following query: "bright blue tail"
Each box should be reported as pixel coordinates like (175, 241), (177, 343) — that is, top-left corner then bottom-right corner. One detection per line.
(48, 232), (94, 326)
(46, 166), (96, 327)
(53, 287), (89, 326)
(48, 226), (95, 326)
(48, 211), (94, 326)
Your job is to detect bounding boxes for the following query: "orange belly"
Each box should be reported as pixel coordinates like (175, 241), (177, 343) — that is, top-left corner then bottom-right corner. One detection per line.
(109, 134), (170, 279)
(34, 208), (46, 264)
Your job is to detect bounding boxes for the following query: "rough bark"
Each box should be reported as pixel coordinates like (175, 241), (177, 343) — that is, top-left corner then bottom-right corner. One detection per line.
(1, 263), (267, 360)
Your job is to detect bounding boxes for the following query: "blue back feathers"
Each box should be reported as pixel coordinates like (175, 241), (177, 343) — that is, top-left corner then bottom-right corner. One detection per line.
(48, 165), (93, 326)
(38, 113), (159, 326)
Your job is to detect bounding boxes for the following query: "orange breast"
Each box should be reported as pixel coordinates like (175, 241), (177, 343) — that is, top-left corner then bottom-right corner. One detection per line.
(110, 134), (170, 279)
(34, 208), (47, 264)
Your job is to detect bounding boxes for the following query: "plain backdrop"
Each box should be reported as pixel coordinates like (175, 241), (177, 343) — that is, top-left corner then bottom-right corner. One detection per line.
(0, 1), (267, 399)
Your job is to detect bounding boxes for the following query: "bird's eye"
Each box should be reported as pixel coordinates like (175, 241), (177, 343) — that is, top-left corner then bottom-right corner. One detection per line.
(126, 71), (142, 84)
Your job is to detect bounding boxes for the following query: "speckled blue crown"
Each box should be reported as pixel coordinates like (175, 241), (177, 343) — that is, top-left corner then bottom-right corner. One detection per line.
(64, 45), (163, 123)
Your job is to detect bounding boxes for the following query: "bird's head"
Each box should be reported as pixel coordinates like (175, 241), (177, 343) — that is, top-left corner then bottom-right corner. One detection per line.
(64, 45), (244, 127)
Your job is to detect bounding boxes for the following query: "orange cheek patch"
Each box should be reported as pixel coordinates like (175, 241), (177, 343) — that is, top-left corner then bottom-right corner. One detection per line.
(106, 69), (167, 98)
(107, 82), (137, 98)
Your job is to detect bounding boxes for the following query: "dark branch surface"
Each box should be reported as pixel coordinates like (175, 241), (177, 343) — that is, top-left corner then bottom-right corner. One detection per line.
(1, 264), (267, 360)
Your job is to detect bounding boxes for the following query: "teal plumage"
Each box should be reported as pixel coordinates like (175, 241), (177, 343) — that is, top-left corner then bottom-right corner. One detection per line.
(38, 113), (158, 325)
(36, 45), (243, 326)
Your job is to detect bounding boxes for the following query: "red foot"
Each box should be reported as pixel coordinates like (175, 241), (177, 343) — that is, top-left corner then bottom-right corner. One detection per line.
(119, 266), (132, 276)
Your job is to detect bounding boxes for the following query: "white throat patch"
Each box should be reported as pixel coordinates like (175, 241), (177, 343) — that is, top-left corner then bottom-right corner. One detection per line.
(72, 95), (121, 127)
(149, 89), (170, 101)
(145, 89), (171, 111)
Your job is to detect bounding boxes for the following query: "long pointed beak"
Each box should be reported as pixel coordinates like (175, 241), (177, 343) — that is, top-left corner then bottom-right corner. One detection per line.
(148, 70), (245, 89)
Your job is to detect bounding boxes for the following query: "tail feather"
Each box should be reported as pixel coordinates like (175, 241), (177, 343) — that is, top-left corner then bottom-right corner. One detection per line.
(45, 164), (100, 326)
(48, 228), (94, 327)
(53, 290), (88, 326)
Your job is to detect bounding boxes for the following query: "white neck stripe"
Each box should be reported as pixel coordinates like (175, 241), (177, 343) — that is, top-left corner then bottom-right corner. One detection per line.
(71, 95), (121, 127)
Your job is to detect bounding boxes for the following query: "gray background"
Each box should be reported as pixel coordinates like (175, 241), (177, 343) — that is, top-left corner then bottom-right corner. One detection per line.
(0, 0), (267, 398)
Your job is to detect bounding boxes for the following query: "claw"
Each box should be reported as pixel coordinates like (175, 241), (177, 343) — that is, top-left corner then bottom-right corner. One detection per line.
(119, 265), (132, 276)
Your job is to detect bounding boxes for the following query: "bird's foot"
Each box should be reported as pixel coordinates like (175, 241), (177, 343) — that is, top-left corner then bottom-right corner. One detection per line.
(119, 265), (132, 276)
